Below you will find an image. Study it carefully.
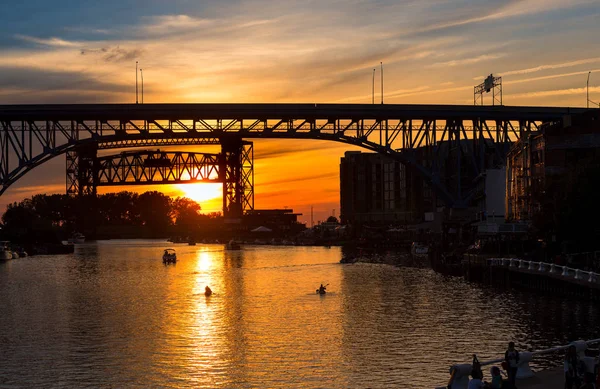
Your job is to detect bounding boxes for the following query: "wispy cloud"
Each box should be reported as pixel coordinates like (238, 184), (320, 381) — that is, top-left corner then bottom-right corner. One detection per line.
(80, 46), (143, 63)
(429, 54), (505, 68)
(415, 0), (596, 35)
(14, 34), (80, 48)
(509, 85), (600, 99)
(144, 14), (213, 33)
(500, 57), (600, 77)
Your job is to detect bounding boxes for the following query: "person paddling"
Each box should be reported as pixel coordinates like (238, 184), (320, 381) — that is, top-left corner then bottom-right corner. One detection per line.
(318, 284), (326, 294)
(205, 286), (212, 297)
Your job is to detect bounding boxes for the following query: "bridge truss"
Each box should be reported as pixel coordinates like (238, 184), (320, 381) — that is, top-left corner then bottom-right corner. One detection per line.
(0, 104), (586, 208)
(66, 143), (254, 218)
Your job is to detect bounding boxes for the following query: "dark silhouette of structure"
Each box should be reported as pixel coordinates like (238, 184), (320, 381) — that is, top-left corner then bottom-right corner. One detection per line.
(0, 103), (585, 211)
(66, 146), (254, 219)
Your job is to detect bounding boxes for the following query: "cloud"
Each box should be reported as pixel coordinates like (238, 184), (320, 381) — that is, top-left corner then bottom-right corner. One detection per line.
(0, 66), (128, 103)
(509, 85), (600, 99)
(505, 68), (600, 86)
(14, 34), (80, 47)
(80, 46), (143, 63)
(429, 54), (505, 68)
(145, 14), (213, 32)
(500, 57), (600, 77)
(260, 172), (338, 188)
(414, 0), (596, 35)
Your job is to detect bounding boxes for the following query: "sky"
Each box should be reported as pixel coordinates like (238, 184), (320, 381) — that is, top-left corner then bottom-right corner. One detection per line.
(0, 0), (599, 224)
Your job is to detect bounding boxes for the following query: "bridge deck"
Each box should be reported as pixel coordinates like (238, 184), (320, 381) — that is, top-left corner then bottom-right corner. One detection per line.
(0, 103), (587, 121)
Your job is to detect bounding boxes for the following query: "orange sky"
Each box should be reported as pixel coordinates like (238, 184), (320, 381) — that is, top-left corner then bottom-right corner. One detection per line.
(0, 0), (599, 224)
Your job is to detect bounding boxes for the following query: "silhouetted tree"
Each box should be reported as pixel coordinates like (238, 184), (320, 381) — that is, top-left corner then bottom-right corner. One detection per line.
(326, 216), (339, 223)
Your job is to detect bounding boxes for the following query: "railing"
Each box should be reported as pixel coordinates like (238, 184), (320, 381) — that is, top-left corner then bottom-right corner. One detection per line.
(485, 258), (600, 284)
(435, 339), (600, 389)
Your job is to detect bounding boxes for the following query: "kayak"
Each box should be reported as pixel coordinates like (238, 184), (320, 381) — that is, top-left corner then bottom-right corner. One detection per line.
(316, 289), (326, 295)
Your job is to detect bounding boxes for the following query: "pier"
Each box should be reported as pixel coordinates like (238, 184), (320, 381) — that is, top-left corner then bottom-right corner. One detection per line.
(437, 339), (600, 389)
(461, 255), (600, 300)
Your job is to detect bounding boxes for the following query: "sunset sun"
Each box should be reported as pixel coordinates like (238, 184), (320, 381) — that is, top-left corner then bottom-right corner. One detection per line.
(175, 183), (222, 204)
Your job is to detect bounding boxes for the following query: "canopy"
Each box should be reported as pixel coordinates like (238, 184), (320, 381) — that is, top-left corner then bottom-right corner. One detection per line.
(251, 226), (272, 233)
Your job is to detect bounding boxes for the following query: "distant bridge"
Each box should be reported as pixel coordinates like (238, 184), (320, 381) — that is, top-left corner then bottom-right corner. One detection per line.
(0, 103), (587, 211)
(67, 147), (254, 216)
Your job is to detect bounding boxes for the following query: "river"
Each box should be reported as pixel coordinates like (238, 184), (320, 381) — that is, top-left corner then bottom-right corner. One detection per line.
(1, 241), (599, 388)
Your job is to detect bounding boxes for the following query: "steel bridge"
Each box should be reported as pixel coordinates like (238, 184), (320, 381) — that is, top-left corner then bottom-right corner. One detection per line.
(66, 147), (254, 217)
(0, 103), (587, 213)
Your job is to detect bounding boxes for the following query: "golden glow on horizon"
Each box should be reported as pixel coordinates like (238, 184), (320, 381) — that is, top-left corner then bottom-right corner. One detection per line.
(175, 183), (222, 204)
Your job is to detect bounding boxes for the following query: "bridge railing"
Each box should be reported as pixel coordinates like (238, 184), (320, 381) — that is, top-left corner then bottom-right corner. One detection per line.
(485, 258), (600, 284)
(435, 339), (600, 389)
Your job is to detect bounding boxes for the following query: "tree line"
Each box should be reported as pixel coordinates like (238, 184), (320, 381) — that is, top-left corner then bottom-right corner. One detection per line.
(1, 191), (220, 243)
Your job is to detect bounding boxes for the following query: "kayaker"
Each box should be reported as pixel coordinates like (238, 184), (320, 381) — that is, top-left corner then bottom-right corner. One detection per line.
(318, 284), (326, 294)
(205, 286), (212, 296)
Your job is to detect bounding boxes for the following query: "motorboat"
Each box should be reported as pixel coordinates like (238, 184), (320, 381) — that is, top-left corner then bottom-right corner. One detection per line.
(0, 241), (12, 260)
(67, 232), (85, 244)
(163, 248), (177, 264)
(225, 240), (241, 250)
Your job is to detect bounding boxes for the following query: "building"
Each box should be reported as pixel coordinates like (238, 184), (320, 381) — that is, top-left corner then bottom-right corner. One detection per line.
(243, 209), (305, 234)
(340, 140), (505, 226)
(340, 151), (419, 225)
(506, 111), (600, 222)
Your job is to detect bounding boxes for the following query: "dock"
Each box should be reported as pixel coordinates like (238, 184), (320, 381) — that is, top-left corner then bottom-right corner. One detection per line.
(519, 367), (564, 389)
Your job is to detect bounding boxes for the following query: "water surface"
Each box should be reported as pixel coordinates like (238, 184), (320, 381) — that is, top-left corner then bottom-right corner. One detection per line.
(1, 241), (598, 388)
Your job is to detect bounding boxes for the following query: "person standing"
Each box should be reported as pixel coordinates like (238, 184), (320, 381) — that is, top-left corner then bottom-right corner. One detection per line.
(564, 345), (579, 389)
(504, 342), (520, 389)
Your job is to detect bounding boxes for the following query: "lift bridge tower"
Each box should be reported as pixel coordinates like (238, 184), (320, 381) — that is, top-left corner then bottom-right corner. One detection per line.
(66, 137), (254, 220)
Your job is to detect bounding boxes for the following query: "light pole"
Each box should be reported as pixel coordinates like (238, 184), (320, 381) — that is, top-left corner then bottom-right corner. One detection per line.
(140, 68), (144, 104)
(587, 71), (591, 109)
(136, 61), (139, 104)
(372, 68), (375, 104)
(380, 62), (383, 104)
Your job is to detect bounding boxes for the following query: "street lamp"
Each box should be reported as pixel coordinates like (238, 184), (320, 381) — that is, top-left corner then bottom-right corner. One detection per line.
(140, 68), (144, 104)
(587, 71), (591, 109)
(372, 68), (375, 104)
(136, 61), (139, 104)
(380, 62), (384, 104)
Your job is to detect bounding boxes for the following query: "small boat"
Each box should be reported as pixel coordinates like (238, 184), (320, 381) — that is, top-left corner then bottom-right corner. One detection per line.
(0, 241), (12, 260)
(225, 240), (241, 250)
(163, 248), (177, 264)
(68, 232), (85, 244)
(316, 289), (326, 295)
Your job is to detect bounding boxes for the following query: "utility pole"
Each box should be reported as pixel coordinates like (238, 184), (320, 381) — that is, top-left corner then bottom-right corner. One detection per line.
(311, 206), (314, 228)
(140, 68), (144, 104)
(372, 68), (375, 104)
(135, 61), (139, 104)
(381, 62), (384, 104)
(587, 71), (591, 109)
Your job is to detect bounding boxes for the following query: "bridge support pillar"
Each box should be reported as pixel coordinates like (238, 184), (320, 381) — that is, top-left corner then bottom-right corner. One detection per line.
(220, 138), (254, 221)
(66, 144), (98, 197)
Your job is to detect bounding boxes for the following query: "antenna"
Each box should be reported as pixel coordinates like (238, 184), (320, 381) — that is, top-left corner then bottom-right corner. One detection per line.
(311, 206), (314, 228)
